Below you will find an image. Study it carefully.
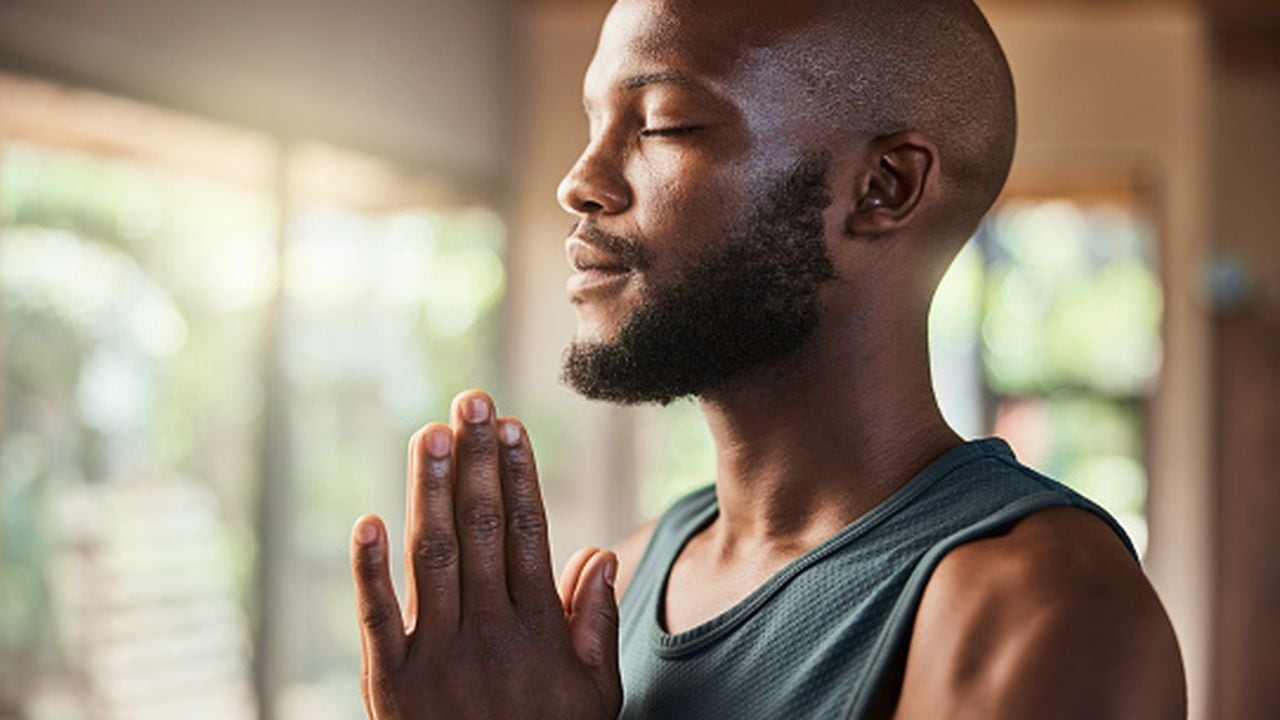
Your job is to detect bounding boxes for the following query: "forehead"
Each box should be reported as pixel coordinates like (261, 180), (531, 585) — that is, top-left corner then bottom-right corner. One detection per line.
(583, 0), (822, 100)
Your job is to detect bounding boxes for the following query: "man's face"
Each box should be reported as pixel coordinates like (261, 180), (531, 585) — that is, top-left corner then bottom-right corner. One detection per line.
(557, 0), (839, 404)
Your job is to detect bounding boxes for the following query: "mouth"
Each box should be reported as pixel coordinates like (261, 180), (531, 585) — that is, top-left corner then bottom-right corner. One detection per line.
(565, 236), (636, 301)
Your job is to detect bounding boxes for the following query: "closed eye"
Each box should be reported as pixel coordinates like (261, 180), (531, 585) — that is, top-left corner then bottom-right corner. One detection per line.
(639, 126), (702, 138)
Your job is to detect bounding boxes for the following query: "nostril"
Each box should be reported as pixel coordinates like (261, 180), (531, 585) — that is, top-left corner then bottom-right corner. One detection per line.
(557, 153), (631, 216)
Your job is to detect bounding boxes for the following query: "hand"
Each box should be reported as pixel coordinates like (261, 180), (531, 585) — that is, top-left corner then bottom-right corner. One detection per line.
(350, 390), (622, 719)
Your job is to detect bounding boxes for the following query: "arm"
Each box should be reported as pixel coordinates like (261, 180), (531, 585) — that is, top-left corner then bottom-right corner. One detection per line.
(893, 507), (1186, 720)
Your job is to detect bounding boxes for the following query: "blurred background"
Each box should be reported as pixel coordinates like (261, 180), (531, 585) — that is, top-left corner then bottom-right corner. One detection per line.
(0, 0), (1276, 718)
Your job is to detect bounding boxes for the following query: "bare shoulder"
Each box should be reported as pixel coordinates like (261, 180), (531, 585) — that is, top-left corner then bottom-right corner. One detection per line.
(610, 518), (659, 600)
(895, 506), (1186, 719)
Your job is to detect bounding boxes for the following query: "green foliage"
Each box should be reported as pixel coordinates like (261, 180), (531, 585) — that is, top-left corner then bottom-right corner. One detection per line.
(930, 199), (1160, 554)
(978, 201), (1162, 396)
(0, 140), (506, 713)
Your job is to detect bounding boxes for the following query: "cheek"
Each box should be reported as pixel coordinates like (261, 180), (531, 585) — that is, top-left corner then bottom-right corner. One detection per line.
(626, 153), (754, 271)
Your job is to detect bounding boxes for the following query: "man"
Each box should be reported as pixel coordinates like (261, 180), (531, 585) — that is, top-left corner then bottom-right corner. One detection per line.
(349, 0), (1187, 717)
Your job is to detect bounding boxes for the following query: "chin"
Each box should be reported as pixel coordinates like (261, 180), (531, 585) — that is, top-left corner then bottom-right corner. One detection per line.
(571, 303), (632, 346)
(571, 319), (615, 347)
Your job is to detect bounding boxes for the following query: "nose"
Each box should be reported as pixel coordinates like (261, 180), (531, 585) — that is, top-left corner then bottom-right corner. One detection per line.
(556, 140), (631, 217)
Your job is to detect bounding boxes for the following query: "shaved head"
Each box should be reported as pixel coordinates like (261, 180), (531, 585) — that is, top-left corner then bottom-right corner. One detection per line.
(802, 0), (1017, 238)
(607, 0), (1018, 241)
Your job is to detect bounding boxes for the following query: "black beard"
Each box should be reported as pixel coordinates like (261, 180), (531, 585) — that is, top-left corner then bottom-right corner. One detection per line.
(561, 153), (837, 405)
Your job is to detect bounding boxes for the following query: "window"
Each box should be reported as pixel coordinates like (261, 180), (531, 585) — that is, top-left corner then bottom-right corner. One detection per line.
(931, 198), (1161, 556)
(0, 73), (505, 720)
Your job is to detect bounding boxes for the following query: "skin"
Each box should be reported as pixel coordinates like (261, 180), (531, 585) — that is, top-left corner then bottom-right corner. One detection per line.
(351, 0), (1186, 717)
(352, 394), (622, 719)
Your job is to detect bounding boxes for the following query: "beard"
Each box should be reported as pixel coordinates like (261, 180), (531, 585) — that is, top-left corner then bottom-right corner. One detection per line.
(561, 152), (837, 405)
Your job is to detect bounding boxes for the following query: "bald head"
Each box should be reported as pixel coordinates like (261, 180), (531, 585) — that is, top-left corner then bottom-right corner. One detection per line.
(805, 0), (1017, 239)
(604, 0), (1018, 242)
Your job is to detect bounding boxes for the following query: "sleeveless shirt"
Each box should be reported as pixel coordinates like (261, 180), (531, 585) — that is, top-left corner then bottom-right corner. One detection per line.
(617, 437), (1137, 719)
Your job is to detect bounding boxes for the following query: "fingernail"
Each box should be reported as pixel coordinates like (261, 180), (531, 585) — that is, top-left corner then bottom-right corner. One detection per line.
(603, 557), (617, 589)
(357, 522), (379, 546)
(499, 421), (521, 447)
(426, 427), (451, 457)
(463, 396), (491, 424)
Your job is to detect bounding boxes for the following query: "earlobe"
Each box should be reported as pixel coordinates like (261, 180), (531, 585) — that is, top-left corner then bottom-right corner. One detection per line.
(845, 132), (936, 238)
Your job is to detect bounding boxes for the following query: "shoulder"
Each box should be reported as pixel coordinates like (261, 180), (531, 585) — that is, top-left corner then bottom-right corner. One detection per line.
(611, 518), (659, 601)
(895, 506), (1185, 719)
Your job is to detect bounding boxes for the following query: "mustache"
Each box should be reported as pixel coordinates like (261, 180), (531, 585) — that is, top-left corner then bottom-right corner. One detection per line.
(568, 221), (651, 270)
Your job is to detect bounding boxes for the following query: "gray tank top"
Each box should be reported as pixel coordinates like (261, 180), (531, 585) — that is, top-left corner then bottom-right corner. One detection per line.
(617, 438), (1137, 718)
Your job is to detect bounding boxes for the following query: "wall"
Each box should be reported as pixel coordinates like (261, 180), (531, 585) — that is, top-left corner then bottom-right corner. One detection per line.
(0, 0), (512, 190)
(1209, 25), (1280, 720)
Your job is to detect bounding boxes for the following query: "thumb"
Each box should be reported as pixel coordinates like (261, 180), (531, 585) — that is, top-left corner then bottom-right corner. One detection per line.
(569, 550), (621, 696)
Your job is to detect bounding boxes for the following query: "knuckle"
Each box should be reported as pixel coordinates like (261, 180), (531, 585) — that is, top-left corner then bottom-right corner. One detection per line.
(507, 507), (547, 540)
(413, 531), (459, 569)
(501, 441), (529, 464)
(457, 431), (494, 461)
(463, 505), (503, 538)
(355, 551), (384, 579)
(360, 602), (400, 632)
(423, 460), (452, 492)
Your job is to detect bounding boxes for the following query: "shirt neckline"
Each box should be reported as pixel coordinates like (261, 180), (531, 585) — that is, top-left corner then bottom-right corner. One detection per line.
(648, 437), (1014, 657)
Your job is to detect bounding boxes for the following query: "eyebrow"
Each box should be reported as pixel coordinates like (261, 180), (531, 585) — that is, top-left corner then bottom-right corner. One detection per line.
(619, 70), (698, 92)
(582, 70), (708, 114)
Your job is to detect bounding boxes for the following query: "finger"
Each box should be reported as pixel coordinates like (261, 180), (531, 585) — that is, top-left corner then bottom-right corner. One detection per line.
(360, 634), (375, 719)
(497, 418), (559, 612)
(402, 427), (425, 630)
(407, 423), (461, 630)
(451, 390), (508, 617)
(558, 546), (601, 615)
(568, 550), (621, 707)
(351, 515), (408, 673)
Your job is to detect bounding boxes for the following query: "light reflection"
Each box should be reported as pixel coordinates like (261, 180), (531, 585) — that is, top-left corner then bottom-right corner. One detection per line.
(76, 348), (154, 438)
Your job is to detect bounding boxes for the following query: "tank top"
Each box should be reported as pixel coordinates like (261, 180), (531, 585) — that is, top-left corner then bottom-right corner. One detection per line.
(617, 437), (1137, 719)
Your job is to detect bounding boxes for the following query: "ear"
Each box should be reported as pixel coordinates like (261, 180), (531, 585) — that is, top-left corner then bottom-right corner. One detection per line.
(845, 131), (936, 238)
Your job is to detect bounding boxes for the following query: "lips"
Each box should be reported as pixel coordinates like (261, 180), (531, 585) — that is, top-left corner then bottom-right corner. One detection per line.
(566, 237), (632, 273)
(566, 236), (634, 300)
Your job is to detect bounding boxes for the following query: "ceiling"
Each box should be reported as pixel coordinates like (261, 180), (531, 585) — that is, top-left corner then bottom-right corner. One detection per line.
(0, 0), (514, 192)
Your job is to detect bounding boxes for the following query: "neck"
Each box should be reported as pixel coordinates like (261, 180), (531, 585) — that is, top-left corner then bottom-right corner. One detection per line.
(697, 297), (961, 549)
